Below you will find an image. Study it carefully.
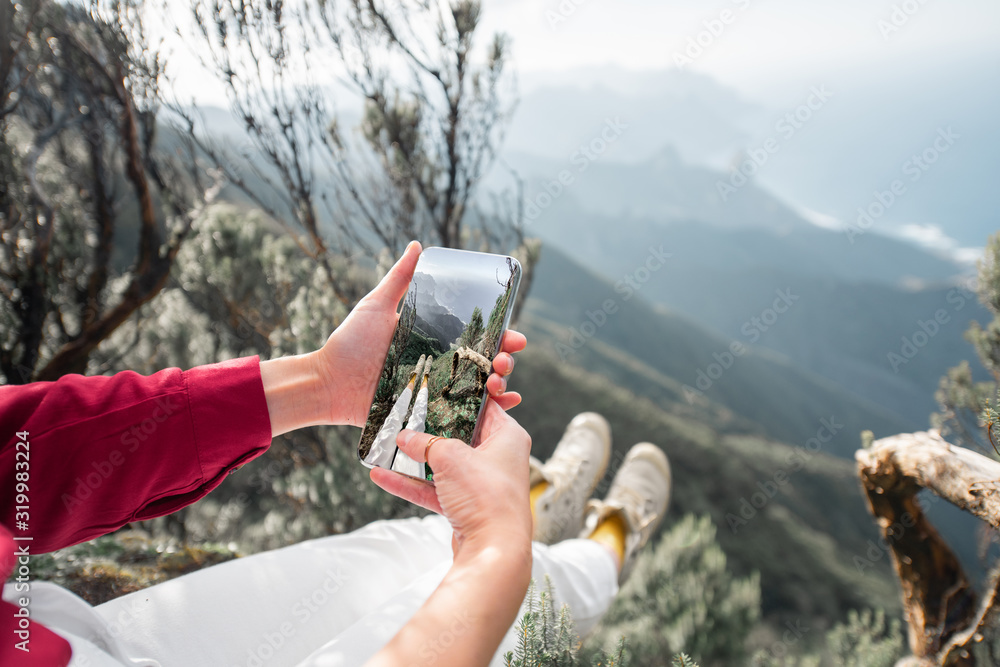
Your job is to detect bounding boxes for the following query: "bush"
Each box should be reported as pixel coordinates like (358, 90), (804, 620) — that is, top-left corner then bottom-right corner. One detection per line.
(583, 515), (761, 666)
(505, 578), (701, 667)
(751, 609), (904, 667)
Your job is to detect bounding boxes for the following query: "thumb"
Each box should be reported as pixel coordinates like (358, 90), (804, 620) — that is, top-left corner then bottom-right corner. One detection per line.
(396, 429), (466, 467)
(369, 241), (422, 308)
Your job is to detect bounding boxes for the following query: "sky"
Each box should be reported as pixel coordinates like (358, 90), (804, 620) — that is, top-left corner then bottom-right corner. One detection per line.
(415, 248), (516, 328)
(160, 0), (999, 256)
(166, 0), (1000, 106)
(477, 0), (1000, 101)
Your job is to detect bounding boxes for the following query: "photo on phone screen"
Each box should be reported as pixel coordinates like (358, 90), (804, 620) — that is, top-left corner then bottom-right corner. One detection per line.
(357, 247), (522, 482)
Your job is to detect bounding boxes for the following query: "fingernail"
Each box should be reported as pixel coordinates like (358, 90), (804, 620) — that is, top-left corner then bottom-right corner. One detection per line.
(398, 429), (415, 447)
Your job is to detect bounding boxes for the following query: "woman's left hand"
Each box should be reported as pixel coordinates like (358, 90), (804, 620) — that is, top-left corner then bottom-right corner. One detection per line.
(314, 241), (527, 427)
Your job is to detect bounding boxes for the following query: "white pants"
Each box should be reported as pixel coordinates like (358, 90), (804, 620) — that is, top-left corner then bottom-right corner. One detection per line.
(17, 515), (618, 666)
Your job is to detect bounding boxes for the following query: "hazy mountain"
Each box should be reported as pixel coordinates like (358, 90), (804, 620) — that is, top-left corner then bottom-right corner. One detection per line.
(508, 67), (765, 167)
(518, 245), (913, 453)
(503, 146), (810, 234)
(411, 272), (467, 350)
(531, 203), (964, 286)
(504, 58), (1000, 247)
(515, 244), (988, 587)
(527, 208), (987, 430)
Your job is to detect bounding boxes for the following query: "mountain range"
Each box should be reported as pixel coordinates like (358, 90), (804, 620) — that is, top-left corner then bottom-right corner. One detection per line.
(410, 272), (467, 351)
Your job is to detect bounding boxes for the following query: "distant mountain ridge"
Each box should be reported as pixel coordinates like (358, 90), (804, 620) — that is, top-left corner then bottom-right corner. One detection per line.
(519, 245), (913, 454)
(411, 272), (466, 350)
(504, 146), (810, 235)
(504, 61), (999, 246)
(526, 207), (986, 430)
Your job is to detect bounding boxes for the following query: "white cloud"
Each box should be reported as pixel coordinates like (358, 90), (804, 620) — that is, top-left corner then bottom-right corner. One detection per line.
(891, 223), (982, 266)
(796, 206), (842, 231)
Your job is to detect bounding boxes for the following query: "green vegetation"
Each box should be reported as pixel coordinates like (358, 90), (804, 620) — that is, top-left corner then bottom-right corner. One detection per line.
(459, 307), (487, 351)
(583, 516), (759, 666)
(509, 344), (900, 634)
(30, 532), (240, 605)
(936, 233), (1000, 454)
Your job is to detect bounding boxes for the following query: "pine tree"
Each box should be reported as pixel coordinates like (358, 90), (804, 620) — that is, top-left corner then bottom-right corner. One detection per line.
(459, 307), (486, 351)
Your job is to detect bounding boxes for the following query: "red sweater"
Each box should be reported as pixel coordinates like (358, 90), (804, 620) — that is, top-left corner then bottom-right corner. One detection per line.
(0, 357), (273, 665)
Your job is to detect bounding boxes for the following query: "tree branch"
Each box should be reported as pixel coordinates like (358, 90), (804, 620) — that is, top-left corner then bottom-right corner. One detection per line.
(857, 430), (1000, 665)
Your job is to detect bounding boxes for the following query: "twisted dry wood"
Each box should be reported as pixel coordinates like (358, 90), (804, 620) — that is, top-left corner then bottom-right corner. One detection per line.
(857, 430), (1000, 665)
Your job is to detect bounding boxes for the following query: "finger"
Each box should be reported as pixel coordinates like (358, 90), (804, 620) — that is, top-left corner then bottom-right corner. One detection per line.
(486, 372), (507, 397)
(492, 391), (522, 411)
(369, 241), (422, 308)
(492, 352), (515, 376)
(500, 330), (527, 354)
(370, 468), (442, 514)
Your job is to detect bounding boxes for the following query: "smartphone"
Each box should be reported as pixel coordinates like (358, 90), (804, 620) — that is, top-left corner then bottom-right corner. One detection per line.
(357, 247), (522, 482)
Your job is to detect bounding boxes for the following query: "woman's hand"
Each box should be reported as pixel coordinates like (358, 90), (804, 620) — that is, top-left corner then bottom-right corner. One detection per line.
(260, 241), (527, 436)
(315, 241), (527, 426)
(364, 399), (533, 667)
(369, 398), (533, 555)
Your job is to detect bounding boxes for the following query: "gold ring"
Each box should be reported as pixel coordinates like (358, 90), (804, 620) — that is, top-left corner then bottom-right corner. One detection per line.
(424, 436), (444, 461)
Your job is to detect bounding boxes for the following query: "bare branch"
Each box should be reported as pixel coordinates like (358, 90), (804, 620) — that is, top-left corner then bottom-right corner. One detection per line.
(857, 431), (1000, 663)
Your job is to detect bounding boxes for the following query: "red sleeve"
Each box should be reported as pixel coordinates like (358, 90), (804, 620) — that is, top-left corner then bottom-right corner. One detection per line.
(0, 356), (273, 554)
(1, 525), (73, 666)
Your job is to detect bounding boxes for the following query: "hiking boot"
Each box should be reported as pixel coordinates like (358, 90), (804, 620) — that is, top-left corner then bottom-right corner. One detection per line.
(581, 443), (671, 584)
(532, 413), (612, 544)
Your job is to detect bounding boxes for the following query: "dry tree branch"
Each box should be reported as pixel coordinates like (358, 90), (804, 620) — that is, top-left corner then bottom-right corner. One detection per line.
(857, 430), (1000, 665)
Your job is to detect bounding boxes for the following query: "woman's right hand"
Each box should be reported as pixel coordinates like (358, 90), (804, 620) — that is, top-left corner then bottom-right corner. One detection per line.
(369, 398), (533, 558)
(365, 400), (533, 667)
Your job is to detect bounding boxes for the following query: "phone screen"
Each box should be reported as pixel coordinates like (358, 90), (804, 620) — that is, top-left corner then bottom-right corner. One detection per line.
(357, 247), (522, 482)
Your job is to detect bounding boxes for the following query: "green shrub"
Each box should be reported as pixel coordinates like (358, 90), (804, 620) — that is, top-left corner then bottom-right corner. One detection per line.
(583, 515), (760, 666)
(751, 609), (903, 667)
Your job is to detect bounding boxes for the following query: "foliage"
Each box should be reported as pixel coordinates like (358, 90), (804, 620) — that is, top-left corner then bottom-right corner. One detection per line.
(482, 256), (520, 355)
(750, 609), (903, 667)
(175, 0), (530, 261)
(824, 610), (904, 667)
(505, 578), (708, 667)
(505, 579), (582, 667)
(459, 306), (486, 350)
(934, 233), (1000, 453)
(582, 515), (760, 666)
(29, 530), (239, 605)
(0, 0), (206, 383)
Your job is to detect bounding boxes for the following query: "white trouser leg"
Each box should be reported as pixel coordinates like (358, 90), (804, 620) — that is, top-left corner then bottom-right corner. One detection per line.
(294, 526), (619, 667)
(365, 383), (414, 469)
(93, 515), (453, 667)
(41, 516), (616, 667)
(392, 383), (428, 478)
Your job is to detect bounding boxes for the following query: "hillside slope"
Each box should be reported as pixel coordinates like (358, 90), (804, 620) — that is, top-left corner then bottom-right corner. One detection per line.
(518, 245), (913, 455)
(509, 344), (900, 630)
